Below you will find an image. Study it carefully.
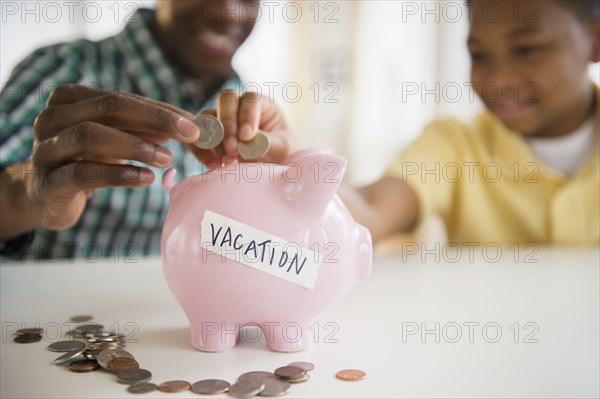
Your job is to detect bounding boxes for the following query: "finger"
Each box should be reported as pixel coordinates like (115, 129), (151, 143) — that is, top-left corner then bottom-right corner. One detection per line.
(47, 84), (196, 119)
(200, 108), (217, 117)
(35, 94), (200, 143)
(44, 162), (155, 198)
(186, 143), (221, 170)
(216, 90), (240, 157)
(237, 92), (262, 142)
(34, 122), (173, 168)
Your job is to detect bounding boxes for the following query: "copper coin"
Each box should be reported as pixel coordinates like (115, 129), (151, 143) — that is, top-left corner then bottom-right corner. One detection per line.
(68, 360), (99, 373)
(335, 369), (367, 381)
(191, 379), (231, 395)
(158, 380), (191, 393)
(98, 349), (135, 370)
(15, 328), (43, 336)
(127, 382), (158, 394)
(274, 366), (306, 380)
(108, 357), (139, 373)
(288, 361), (314, 372)
(14, 333), (42, 344)
(259, 377), (291, 396)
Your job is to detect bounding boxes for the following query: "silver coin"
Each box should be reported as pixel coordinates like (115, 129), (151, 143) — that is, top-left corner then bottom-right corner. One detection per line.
(117, 368), (153, 385)
(87, 334), (125, 343)
(288, 373), (310, 384)
(191, 379), (231, 395)
(287, 361), (314, 372)
(228, 378), (265, 398)
(97, 349), (135, 370)
(259, 377), (291, 397)
(274, 366), (306, 381)
(74, 323), (104, 336)
(52, 347), (86, 365)
(69, 315), (93, 323)
(48, 340), (86, 352)
(127, 382), (158, 394)
(239, 371), (275, 382)
(238, 131), (269, 160)
(194, 114), (224, 149)
(83, 351), (100, 360)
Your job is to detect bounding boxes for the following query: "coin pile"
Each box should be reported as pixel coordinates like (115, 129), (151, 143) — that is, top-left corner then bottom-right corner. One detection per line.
(13, 316), (366, 396)
(193, 114), (270, 161)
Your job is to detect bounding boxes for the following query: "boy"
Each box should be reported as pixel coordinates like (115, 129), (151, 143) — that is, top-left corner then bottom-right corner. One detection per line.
(339, 0), (599, 246)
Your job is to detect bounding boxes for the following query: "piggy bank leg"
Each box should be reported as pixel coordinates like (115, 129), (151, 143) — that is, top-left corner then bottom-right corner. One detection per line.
(190, 322), (239, 352)
(260, 321), (310, 352)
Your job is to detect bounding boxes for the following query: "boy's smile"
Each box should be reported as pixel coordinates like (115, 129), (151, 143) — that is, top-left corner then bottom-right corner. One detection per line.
(468, 0), (599, 138)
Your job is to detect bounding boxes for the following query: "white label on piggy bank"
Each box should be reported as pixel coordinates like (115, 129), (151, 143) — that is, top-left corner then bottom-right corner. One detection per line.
(200, 210), (321, 290)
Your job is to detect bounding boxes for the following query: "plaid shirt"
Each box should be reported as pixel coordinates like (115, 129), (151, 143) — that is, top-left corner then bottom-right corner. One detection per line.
(0, 8), (241, 260)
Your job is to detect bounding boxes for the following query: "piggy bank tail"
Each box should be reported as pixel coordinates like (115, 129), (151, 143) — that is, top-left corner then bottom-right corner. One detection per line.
(162, 168), (177, 194)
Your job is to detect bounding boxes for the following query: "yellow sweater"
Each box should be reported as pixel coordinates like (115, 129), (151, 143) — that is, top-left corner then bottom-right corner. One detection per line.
(386, 106), (599, 246)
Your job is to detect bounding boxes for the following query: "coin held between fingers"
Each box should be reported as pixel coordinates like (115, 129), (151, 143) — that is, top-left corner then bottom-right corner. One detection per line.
(194, 114), (224, 149)
(238, 131), (270, 160)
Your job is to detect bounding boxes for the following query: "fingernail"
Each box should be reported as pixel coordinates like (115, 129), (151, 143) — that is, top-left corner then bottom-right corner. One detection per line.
(177, 117), (200, 138)
(155, 147), (172, 166)
(140, 169), (155, 184)
(240, 123), (253, 140)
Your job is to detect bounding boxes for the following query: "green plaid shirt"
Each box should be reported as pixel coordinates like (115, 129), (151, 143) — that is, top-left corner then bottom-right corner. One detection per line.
(0, 8), (241, 260)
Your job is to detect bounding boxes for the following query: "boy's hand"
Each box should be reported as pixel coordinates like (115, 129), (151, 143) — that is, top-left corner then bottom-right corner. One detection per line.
(188, 90), (299, 167)
(26, 84), (200, 231)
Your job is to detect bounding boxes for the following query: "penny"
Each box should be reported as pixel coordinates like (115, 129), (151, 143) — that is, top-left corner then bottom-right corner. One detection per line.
(287, 361), (314, 372)
(158, 380), (191, 393)
(127, 382), (158, 394)
(98, 349), (134, 370)
(117, 368), (153, 385)
(258, 377), (291, 397)
(237, 131), (269, 160)
(14, 333), (42, 344)
(48, 340), (86, 352)
(191, 379), (231, 395)
(15, 328), (43, 336)
(108, 357), (139, 373)
(335, 369), (367, 382)
(239, 371), (275, 382)
(69, 315), (93, 323)
(228, 378), (265, 398)
(274, 366), (306, 381)
(194, 114), (224, 149)
(52, 347), (86, 365)
(68, 360), (99, 373)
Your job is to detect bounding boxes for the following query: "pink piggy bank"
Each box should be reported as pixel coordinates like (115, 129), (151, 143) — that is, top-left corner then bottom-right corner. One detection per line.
(161, 149), (372, 352)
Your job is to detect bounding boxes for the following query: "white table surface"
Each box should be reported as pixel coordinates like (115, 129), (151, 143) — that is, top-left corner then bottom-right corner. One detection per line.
(1, 248), (598, 398)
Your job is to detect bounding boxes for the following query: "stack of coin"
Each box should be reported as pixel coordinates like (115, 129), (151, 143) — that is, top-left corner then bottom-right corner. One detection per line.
(13, 327), (43, 344)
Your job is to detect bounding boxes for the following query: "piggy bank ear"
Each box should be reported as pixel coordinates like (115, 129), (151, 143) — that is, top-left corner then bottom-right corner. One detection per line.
(162, 168), (178, 194)
(280, 151), (347, 221)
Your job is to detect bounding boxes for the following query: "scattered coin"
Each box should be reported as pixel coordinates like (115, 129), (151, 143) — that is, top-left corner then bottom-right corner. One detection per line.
(52, 347), (87, 365)
(15, 327), (43, 336)
(258, 377), (291, 397)
(70, 315), (93, 323)
(287, 362), (314, 372)
(335, 369), (367, 382)
(194, 114), (224, 149)
(98, 349), (134, 370)
(48, 340), (86, 352)
(117, 368), (153, 385)
(239, 371), (275, 382)
(288, 373), (310, 384)
(127, 382), (158, 394)
(68, 360), (100, 373)
(14, 333), (42, 344)
(274, 366), (306, 381)
(191, 379), (231, 395)
(228, 378), (266, 398)
(74, 323), (104, 336)
(237, 131), (269, 160)
(158, 380), (191, 393)
(108, 357), (139, 373)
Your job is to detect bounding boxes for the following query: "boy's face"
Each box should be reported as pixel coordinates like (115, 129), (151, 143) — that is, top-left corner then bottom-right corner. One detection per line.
(468, 0), (599, 137)
(155, 0), (258, 80)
